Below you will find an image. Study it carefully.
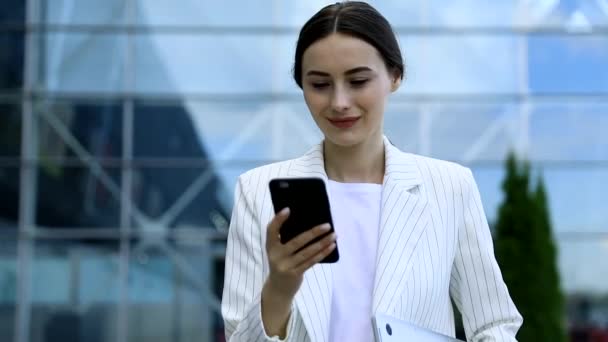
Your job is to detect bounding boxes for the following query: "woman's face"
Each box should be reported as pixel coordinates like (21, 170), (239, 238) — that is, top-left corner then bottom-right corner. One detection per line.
(301, 33), (400, 148)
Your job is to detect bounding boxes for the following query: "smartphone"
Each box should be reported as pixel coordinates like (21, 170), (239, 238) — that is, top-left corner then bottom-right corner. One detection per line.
(268, 177), (339, 263)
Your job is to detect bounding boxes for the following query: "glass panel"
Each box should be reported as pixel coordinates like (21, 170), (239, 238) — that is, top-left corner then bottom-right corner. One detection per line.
(384, 103), (423, 154)
(470, 165), (608, 234)
(470, 166), (608, 312)
(135, 1), (424, 28)
(530, 102), (608, 161)
(424, 1), (608, 29)
(529, 35), (608, 93)
(426, 0), (519, 28)
(539, 167), (608, 234)
(41, 0), (127, 25)
(42, 33), (127, 93)
(399, 36), (519, 95)
(128, 239), (224, 341)
(0, 167), (19, 228)
(135, 1), (608, 30)
(36, 100), (123, 159)
(133, 102), (216, 159)
(36, 164), (122, 228)
(559, 238), (608, 295)
(0, 239), (17, 341)
(134, 34), (297, 94)
(0, 33), (25, 90)
(385, 101), (608, 163)
(30, 240), (120, 342)
(130, 167), (229, 229)
(424, 103), (515, 162)
(0, 0), (25, 25)
(521, 1), (608, 29)
(135, 100), (321, 161)
(0, 104), (21, 158)
(135, 0), (275, 27)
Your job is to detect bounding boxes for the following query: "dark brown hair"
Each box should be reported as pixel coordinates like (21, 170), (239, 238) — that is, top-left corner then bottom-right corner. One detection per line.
(293, 1), (404, 89)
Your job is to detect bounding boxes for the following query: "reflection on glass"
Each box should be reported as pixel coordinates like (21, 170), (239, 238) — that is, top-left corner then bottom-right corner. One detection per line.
(0, 167), (19, 228)
(383, 104), (421, 153)
(31, 241), (120, 342)
(422, 104), (511, 161)
(135, 0), (274, 27)
(135, 101), (321, 161)
(0, 33), (24, 90)
(41, 0), (126, 25)
(134, 103), (212, 159)
(529, 36), (608, 93)
(471, 165), (608, 235)
(0, 104), (21, 157)
(127, 241), (222, 341)
(399, 36), (519, 95)
(130, 167), (228, 230)
(36, 165), (122, 228)
(0, 239), (17, 341)
(530, 105), (608, 161)
(37, 101), (123, 159)
(426, 0), (518, 28)
(558, 238), (608, 294)
(42, 33), (126, 93)
(134, 34), (296, 94)
(0, 0), (25, 25)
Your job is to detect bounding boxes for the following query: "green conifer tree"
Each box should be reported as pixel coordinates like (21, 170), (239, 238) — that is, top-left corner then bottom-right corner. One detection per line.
(494, 153), (566, 341)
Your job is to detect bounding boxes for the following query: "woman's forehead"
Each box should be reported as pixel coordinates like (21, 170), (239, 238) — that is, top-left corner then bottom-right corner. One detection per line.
(302, 33), (384, 74)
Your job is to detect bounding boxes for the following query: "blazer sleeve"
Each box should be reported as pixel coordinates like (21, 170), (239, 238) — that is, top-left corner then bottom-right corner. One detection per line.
(449, 167), (523, 341)
(221, 175), (303, 342)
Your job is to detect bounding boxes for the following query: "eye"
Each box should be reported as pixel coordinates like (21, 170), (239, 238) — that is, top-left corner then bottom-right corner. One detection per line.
(311, 82), (330, 89)
(350, 79), (369, 87)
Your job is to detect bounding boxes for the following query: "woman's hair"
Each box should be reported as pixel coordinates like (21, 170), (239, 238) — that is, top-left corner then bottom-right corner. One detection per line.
(293, 1), (404, 89)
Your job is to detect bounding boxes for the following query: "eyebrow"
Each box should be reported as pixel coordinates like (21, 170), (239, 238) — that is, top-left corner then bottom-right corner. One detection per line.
(305, 66), (373, 77)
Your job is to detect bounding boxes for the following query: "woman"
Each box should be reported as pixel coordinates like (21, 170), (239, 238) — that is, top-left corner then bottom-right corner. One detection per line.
(221, 2), (523, 341)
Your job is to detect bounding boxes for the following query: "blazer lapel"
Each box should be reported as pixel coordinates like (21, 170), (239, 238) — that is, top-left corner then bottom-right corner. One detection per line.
(371, 138), (430, 314)
(288, 144), (334, 342)
(285, 137), (430, 338)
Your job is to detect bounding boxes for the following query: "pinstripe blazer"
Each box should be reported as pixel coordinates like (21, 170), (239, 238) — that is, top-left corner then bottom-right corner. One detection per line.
(222, 136), (523, 342)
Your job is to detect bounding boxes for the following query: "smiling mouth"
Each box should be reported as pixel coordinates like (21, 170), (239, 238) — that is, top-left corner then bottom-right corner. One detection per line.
(328, 117), (360, 129)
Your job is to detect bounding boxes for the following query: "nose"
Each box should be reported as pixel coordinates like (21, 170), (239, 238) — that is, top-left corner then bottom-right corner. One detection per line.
(331, 86), (351, 112)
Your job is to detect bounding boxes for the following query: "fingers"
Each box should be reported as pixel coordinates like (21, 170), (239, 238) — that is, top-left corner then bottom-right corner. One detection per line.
(265, 211), (337, 279)
(273, 232), (336, 275)
(283, 223), (332, 253)
(293, 241), (337, 274)
(288, 231), (336, 268)
(267, 207), (290, 239)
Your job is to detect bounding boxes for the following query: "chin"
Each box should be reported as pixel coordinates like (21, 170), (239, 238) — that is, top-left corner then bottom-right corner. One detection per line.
(323, 130), (365, 148)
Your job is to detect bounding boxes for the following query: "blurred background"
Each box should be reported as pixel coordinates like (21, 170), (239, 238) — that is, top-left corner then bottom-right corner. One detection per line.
(1, 0), (607, 341)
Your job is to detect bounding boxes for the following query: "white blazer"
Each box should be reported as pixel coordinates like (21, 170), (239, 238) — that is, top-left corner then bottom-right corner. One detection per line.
(222, 137), (523, 342)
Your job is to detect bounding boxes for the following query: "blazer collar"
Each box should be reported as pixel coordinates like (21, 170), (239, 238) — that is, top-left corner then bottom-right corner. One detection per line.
(288, 135), (423, 190)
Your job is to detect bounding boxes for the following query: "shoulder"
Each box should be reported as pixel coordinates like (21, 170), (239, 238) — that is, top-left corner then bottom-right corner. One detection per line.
(405, 152), (475, 193)
(408, 152), (470, 176)
(237, 158), (297, 191)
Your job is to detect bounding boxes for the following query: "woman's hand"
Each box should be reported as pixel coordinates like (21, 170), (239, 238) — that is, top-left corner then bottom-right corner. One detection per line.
(261, 207), (337, 337)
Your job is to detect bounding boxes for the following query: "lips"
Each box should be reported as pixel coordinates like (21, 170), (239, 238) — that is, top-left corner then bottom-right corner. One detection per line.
(328, 117), (360, 129)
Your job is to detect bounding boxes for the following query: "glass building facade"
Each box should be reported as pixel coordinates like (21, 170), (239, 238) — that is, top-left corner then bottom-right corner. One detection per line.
(1, 0), (607, 341)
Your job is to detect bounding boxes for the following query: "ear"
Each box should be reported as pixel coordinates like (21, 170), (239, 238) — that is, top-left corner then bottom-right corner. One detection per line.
(390, 75), (401, 92)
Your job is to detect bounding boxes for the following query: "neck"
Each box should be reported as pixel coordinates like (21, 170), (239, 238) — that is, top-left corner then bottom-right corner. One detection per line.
(323, 133), (385, 184)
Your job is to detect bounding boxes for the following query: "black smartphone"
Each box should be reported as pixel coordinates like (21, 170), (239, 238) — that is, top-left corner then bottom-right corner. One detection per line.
(268, 177), (339, 263)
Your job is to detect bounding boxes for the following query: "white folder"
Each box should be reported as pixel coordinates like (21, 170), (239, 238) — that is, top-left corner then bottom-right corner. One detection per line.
(372, 314), (464, 342)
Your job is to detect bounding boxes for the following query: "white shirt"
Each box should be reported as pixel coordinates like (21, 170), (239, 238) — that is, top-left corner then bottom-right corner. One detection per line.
(327, 180), (382, 342)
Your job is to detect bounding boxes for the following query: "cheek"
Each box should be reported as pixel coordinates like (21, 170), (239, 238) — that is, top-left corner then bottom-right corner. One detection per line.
(357, 85), (389, 113)
(303, 90), (327, 116)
